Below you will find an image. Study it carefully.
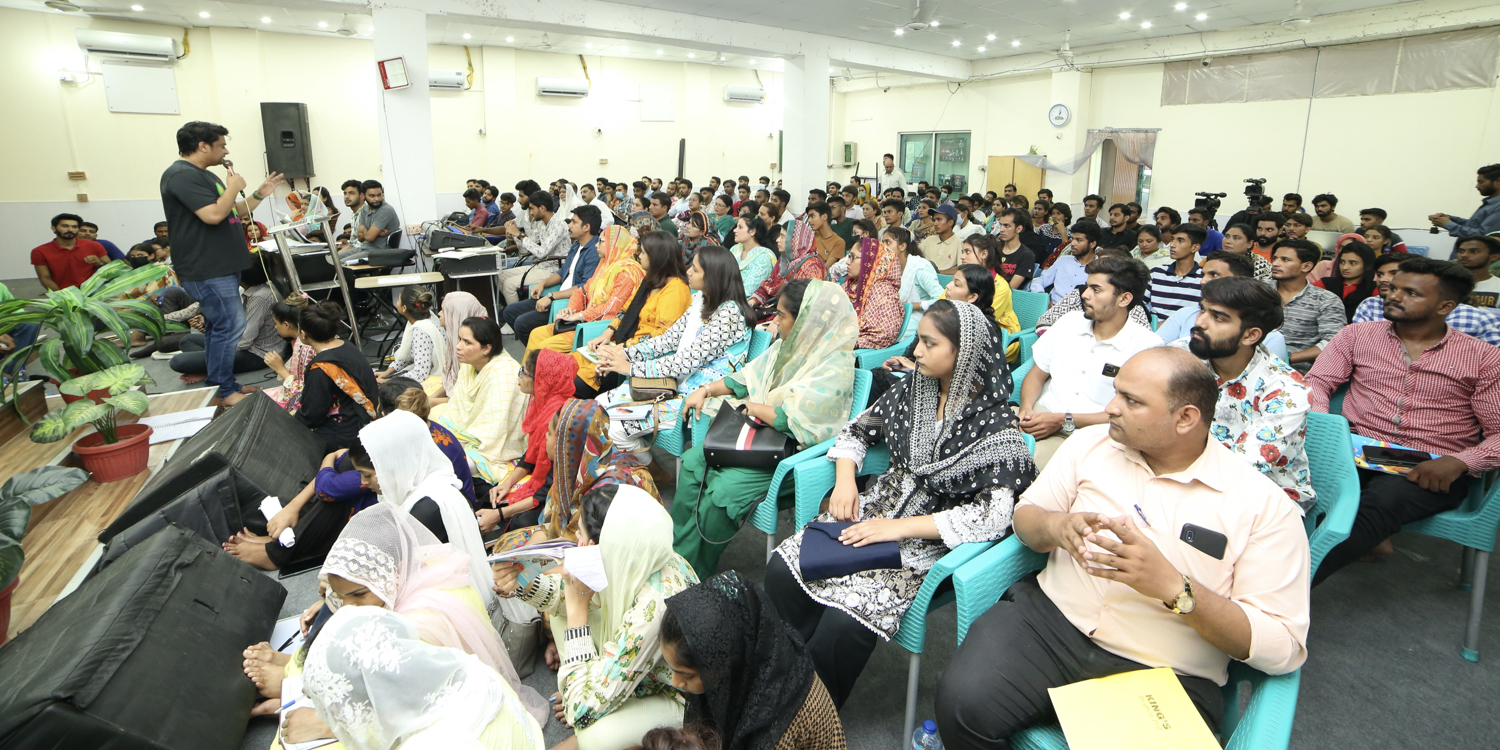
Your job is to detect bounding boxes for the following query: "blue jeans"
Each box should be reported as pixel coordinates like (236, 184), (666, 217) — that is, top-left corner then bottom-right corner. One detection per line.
(180, 273), (246, 399)
(3, 323), (40, 377)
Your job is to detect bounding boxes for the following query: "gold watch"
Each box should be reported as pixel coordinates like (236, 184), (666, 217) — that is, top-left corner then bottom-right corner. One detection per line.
(1164, 574), (1195, 614)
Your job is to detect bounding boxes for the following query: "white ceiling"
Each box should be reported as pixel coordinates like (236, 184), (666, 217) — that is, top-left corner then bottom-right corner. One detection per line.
(602, 0), (1417, 58)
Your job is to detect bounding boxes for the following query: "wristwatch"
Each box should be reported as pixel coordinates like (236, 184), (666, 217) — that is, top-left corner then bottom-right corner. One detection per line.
(1061, 412), (1076, 436)
(1164, 574), (1196, 614)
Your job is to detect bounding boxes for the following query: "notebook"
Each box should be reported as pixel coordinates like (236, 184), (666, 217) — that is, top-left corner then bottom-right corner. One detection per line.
(1049, 667), (1220, 749)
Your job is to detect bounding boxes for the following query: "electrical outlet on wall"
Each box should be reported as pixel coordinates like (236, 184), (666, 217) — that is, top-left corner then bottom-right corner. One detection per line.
(67, 171), (86, 181)
(599, 158), (608, 165)
(76, 193), (88, 202)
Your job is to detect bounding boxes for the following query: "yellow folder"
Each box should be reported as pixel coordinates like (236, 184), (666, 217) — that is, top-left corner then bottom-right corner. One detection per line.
(1047, 667), (1220, 749)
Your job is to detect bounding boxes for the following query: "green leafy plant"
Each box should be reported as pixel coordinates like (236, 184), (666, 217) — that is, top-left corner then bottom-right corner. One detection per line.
(1, 259), (180, 415)
(30, 364), (153, 444)
(0, 466), (89, 591)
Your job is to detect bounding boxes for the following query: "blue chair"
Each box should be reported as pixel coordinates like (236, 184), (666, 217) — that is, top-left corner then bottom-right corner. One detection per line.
(936, 273), (954, 288)
(575, 318), (613, 349)
(655, 330), (773, 459)
(548, 297), (570, 322)
(1302, 411), (1361, 574)
(855, 305), (914, 369)
(1010, 290), (1049, 331)
(1328, 383), (1500, 660)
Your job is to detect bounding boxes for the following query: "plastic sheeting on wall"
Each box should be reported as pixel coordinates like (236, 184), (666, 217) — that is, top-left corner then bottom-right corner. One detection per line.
(1161, 27), (1499, 106)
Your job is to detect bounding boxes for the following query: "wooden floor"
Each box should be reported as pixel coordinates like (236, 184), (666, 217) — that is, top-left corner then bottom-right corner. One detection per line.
(2, 386), (215, 640)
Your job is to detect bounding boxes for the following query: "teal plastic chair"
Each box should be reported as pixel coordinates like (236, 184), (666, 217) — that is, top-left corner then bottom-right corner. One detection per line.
(656, 330), (773, 459)
(1302, 411), (1361, 574)
(1328, 383), (1500, 660)
(1007, 360), (1032, 405)
(548, 297), (570, 322)
(1010, 289), (1049, 331)
(575, 318), (613, 349)
(936, 273), (954, 288)
(854, 304), (914, 369)
(952, 536), (1302, 750)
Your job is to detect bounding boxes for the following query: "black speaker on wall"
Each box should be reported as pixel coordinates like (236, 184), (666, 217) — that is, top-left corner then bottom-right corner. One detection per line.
(260, 102), (314, 179)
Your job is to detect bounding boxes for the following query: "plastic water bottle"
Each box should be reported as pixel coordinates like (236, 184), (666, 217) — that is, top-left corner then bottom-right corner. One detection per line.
(911, 719), (943, 750)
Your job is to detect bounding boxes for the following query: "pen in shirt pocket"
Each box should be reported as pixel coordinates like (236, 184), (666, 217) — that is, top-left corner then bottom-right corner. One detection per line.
(1132, 504), (1152, 528)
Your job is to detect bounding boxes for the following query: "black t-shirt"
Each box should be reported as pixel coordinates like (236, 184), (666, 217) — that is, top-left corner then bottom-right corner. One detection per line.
(159, 160), (252, 283)
(998, 245), (1036, 288)
(1100, 228), (1136, 250)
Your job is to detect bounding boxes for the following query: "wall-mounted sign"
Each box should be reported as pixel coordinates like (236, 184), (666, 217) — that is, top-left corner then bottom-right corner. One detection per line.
(378, 57), (409, 90)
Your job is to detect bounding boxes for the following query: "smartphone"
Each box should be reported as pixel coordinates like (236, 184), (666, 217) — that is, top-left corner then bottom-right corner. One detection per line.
(1179, 523), (1228, 560)
(1362, 445), (1431, 468)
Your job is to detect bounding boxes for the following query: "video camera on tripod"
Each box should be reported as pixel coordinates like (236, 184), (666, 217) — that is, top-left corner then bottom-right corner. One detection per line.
(1193, 191), (1227, 219)
(1242, 178), (1268, 210)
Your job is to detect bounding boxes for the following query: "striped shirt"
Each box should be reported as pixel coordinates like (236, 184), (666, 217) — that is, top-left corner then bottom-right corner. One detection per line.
(1352, 296), (1500, 347)
(1149, 262), (1204, 318)
(1277, 282), (1347, 372)
(1307, 321), (1500, 474)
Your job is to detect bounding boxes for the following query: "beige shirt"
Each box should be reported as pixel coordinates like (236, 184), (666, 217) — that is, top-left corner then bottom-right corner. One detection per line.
(1017, 424), (1310, 685)
(919, 233), (963, 271)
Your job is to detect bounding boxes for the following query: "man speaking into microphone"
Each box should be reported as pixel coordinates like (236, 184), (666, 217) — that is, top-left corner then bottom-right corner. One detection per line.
(160, 121), (283, 406)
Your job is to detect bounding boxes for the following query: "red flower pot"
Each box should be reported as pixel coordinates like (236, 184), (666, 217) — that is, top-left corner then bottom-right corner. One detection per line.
(59, 387), (111, 405)
(72, 423), (153, 483)
(0, 578), (16, 646)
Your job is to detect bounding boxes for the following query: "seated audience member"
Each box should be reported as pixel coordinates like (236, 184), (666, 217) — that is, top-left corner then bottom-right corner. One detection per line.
(1454, 235), (1500, 306)
(749, 220), (824, 312)
(937, 347), (1310, 749)
(711, 194), (737, 241)
(1283, 211), (1319, 247)
(1031, 222), (1101, 304)
(993, 208), (1038, 290)
(1186, 208), (1225, 254)
(492, 485), (698, 749)
(576, 232), (692, 397)
(728, 216), (780, 303)
(153, 220), (170, 239)
(1172, 277), (1314, 510)
(169, 257), (283, 389)
(581, 183), (616, 228)
(679, 211), (718, 268)
(649, 192), (680, 238)
(431, 317), (531, 486)
(1220, 223), (1274, 281)
(149, 234), (172, 263)
(1253, 213), (1283, 260)
(1038, 203), (1072, 249)
(1307, 257), (1500, 582)
(594, 246), (754, 465)
(1313, 239), (1379, 322)
(500, 188), (571, 305)
(1154, 206), (1182, 233)
(804, 201), (845, 268)
(873, 265), (1001, 402)
(1271, 239), (1347, 373)
(1157, 252), (1289, 361)
(260, 293), (313, 411)
(673, 280), (858, 576)
(1099, 204), (1135, 250)
(1020, 256), (1162, 467)
(374, 287), (447, 392)
(77, 221), (125, 261)
(337, 180), (400, 261)
(1149, 223), (1207, 319)
(660, 571), (848, 750)
(478, 349), (576, 533)
(824, 196), (857, 251)
(503, 205), (602, 348)
(293, 607), (544, 749)
(843, 237), (905, 350)
(530, 225), (645, 356)
(1132, 225), (1170, 270)
(1350, 252), (1500, 345)
(296, 300), (380, 453)
(767, 300), (1035, 707)
(1356, 208), (1406, 251)
(1033, 248), (1153, 335)
(334, 179), (363, 242)
(32, 213), (108, 291)
(434, 291), (487, 401)
(462, 187), (490, 230)
(919, 204), (963, 273)
(1360, 223), (1396, 254)
(224, 377), (475, 571)
(124, 243), (198, 357)
(954, 235), (1021, 333)
(1309, 193), (1357, 233)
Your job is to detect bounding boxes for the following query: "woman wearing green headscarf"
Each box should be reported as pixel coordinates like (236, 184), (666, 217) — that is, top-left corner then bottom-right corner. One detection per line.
(672, 278), (859, 577)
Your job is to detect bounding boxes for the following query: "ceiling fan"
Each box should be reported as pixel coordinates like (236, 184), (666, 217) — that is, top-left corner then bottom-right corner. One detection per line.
(43, 1), (119, 13)
(858, 0), (967, 34)
(527, 33), (556, 51)
(1281, 0), (1313, 28)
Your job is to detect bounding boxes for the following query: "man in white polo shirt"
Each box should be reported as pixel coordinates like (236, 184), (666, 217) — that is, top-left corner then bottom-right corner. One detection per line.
(1019, 255), (1163, 467)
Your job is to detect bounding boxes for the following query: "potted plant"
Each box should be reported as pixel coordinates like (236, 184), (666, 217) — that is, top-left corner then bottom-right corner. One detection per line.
(31, 365), (156, 483)
(0, 260), (176, 409)
(0, 466), (89, 645)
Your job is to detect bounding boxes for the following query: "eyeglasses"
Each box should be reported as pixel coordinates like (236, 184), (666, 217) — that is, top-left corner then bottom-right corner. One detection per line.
(520, 368), (534, 379)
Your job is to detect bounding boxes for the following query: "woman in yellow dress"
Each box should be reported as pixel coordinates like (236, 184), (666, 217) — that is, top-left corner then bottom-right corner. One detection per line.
(572, 231), (691, 398)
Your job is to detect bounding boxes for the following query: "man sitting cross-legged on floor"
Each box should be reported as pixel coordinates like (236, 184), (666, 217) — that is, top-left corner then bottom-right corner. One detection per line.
(1306, 256), (1500, 582)
(937, 347), (1310, 749)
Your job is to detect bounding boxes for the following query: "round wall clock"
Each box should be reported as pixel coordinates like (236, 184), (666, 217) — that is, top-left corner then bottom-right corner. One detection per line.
(1049, 103), (1070, 127)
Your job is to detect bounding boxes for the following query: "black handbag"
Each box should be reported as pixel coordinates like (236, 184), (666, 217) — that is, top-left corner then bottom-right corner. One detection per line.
(798, 522), (903, 581)
(702, 403), (798, 470)
(551, 316), (580, 334)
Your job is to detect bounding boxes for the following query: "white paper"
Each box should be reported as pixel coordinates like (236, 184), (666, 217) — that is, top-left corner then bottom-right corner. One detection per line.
(136, 406), (217, 429)
(144, 419), (211, 444)
(259, 496), (295, 547)
(565, 545), (609, 591)
(434, 250), (479, 260)
(270, 615), (307, 654)
(277, 674), (336, 749)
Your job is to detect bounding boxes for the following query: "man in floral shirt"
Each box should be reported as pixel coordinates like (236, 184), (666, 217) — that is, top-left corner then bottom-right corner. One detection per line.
(1171, 276), (1315, 512)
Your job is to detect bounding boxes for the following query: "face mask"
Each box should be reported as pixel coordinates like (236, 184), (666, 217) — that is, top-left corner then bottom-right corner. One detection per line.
(127, 255), (152, 268)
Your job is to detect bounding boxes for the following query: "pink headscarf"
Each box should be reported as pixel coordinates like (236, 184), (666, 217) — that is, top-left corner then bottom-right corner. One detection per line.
(439, 291), (488, 393)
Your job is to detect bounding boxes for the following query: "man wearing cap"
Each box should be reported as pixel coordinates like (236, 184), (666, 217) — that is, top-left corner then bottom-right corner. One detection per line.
(920, 202), (963, 273)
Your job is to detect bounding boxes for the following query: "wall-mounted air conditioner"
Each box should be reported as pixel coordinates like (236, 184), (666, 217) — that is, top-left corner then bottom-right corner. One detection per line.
(76, 29), (181, 62)
(536, 77), (589, 98)
(429, 70), (468, 90)
(724, 85), (765, 104)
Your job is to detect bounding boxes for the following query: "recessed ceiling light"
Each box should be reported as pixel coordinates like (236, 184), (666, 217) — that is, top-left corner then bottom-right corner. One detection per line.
(1196, 12), (1207, 19)
(198, 11), (209, 18)
(1175, 2), (1187, 8)
(621, 46), (628, 51)
(894, 28), (904, 35)
(1011, 39), (1021, 46)
(1141, 21), (1151, 28)
(506, 36), (514, 42)
(977, 45), (986, 52)
(951, 39), (961, 46)
(585, 43), (592, 48)
(260, 16), (270, 23)
(749, 59), (756, 64)
(986, 34), (996, 40)
(130, 4), (143, 9)
(317, 21), (326, 27)
(1119, 11), (1131, 19)
(930, 20), (939, 26)
(655, 49), (663, 54)
(687, 52), (695, 58)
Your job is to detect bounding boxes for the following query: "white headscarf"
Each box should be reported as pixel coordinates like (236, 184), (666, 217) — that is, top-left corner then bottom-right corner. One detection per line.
(303, 606), (545, 750)
(359, 411), (493, 611)
(586, 486), (692, 673)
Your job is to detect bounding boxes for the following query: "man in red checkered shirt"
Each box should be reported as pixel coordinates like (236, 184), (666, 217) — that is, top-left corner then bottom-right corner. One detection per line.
(1306, 257), (1500, 583)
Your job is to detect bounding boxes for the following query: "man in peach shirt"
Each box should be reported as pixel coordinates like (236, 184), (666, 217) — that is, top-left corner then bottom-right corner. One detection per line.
(937, 347), (1310, 748)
